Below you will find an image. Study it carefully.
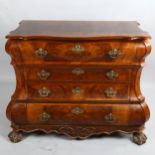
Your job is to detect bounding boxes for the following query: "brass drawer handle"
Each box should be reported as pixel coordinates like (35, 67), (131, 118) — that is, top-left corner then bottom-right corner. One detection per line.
(40, 112), (51, 122)
(72, 87), (84, 94)
(72, 68), (85, 75)
(38, 69), (50, 80)
(108, 48), (122, 59)
(38, 87), (51, 97)
(104, 113), (115, 122)
(104, 87), (117, 98)
(72, 107), (84, 115)
(71, 44), (85, 53)
(35, 48), (48, 58)
(106, 70), (118, 80)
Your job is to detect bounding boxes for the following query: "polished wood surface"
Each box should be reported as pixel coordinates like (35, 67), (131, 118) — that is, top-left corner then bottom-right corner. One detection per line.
(12, 40), (143, 64)
(27, 82), (129, 101)
(5, 21), (151, 144)
(6, 40), (147, 66)
(25, 65), (131, 82)
(6, 21), (150, 40)
(26, 103), (145, 125)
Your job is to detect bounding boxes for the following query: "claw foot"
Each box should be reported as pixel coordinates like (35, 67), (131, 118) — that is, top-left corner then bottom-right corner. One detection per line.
(8, 131), (23, 143)
(133, 132), (147, 145)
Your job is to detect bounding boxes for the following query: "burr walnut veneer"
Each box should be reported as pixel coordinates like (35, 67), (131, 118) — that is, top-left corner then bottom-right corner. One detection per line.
(5, 21), (151, 144)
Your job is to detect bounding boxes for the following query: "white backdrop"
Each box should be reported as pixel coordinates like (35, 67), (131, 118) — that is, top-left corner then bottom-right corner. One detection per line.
(0, 0), (155, 155)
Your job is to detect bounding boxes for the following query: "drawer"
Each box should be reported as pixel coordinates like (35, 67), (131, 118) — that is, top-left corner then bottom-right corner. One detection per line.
(18, 40), (141, 64)
(27, 82), (129, 101)
(25, 66), (131, 82)
(27, 103), (145, 125)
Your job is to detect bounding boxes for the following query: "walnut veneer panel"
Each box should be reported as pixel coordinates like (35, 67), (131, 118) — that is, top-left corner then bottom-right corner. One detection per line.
(25, 65), (131, 82)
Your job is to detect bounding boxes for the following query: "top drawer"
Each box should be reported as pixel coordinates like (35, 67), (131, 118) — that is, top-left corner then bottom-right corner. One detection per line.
(17, 40), (145, 64)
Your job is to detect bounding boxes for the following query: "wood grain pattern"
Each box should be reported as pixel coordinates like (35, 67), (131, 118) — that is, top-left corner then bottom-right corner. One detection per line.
(26, 103), (145, 125)
(10, 40), (146, 64)
(7, 102), (148, 126)
(6, 21), (150, 40)
(5, 21), (151, 144)
(27, 82), (129, 101)
(24, 65), (131, 82)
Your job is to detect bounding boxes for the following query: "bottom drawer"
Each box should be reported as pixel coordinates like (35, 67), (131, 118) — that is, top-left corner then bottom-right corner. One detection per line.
(27, 103), (145, 126)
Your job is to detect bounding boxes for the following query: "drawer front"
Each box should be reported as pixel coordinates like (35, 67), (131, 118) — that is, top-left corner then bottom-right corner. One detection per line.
(27, 82), (129, 101)
(25, 66), (131, 82)
(18, 41), (139, 63)
(27, 103), (145, 125)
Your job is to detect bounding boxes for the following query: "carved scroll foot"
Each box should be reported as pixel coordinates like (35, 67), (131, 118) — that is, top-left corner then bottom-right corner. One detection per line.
(8, 131), (23, 143)
(133, 132), (147, 145)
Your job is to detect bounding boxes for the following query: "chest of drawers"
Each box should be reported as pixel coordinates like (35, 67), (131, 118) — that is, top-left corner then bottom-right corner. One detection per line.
(5, 21), (151, 144)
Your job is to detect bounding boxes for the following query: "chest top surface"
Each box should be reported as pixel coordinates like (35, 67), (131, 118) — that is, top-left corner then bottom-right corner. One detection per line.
(6, 20), (150, 40)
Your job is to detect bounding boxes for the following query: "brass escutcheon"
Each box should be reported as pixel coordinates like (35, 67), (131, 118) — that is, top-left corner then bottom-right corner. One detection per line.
(108, 48), (122, 59)
(72, 68), (85, 75)
(38, 87), (51, 97)
(38, 69), (50, 80)
(104, 87), (117, 98)
(40, 112), (51, 122)
(72, 107), (84, 115)
(35, 48), (48, 58)
(71, 44), (85, 53)
(72, 87), (84, 94)
(106, 70), (118, 80)
(104, 113), (115, 122)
